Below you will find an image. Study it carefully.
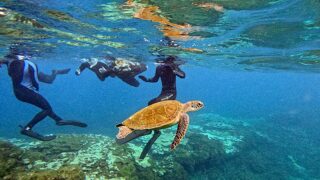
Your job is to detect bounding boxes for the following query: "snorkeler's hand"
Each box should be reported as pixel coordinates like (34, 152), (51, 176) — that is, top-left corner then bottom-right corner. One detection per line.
(99, 67), (107, 74)
(75, 69), (81, 76)
(138, 75), (147, 81)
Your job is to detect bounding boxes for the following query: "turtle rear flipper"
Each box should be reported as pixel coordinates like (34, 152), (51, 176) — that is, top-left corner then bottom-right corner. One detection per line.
(170, 113), (189, 150)
(116, 130), (152, 145)
(117, 126), (133, 139)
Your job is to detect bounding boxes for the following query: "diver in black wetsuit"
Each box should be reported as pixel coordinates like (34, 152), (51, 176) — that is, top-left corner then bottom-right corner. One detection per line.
(75, 56), (147, 87)
(116, 55), (186, 159)
(0, 54), (87, 141)
(139, 55), (186, 105)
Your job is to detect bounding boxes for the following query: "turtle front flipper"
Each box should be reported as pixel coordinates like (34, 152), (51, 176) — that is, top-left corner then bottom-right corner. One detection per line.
(170, 113), (190, 150)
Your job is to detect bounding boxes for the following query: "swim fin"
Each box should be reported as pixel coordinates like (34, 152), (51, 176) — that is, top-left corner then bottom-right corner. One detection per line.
(20, 128), (56, 141)
(56, 120), (87, 127)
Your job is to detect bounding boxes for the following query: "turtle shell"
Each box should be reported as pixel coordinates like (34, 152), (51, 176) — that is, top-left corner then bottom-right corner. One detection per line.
(123, 100), (183, 130)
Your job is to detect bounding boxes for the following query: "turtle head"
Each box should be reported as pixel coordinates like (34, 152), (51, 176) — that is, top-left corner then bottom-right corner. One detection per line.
(185, 101), (204, 112)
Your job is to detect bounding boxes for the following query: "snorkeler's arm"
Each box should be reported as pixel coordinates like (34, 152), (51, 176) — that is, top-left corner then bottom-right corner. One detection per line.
(8, 60), (24, 85)
(139, 66), (161, 82)
(173, 66), (185, 78)
(97, 63), (112, 81)
(0, 59), (8, 68)
(75, 62), (90, 75)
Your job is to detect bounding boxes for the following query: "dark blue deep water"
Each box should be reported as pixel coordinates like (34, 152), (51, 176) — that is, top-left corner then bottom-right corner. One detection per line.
(0, 0), (320, 179)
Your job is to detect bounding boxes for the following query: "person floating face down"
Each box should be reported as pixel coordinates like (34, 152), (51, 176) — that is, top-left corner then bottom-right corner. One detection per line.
(116, 55), (186, 159)
(75, 56), (147, 87)
(0, 53), (87, 141)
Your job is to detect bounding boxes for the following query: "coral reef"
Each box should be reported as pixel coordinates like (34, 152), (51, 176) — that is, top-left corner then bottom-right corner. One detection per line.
(1, 112), (319, 179)
(243, 22), (304, 48)
(6, 166), (85, 180)
(0, 140), (25, 179)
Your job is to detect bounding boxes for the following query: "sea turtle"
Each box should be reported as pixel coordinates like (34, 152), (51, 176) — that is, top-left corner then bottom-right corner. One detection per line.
(116, 100), (204, 152)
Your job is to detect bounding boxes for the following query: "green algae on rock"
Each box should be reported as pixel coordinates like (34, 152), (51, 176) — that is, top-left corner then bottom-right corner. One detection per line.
(0, 140), (25, 179)
(0, 6), (125, 49)
(213, 0), (279, 10)
(7, 134), (184, 179)
(243, 22), (305, 49)
(1, 110), (318, 179)
(14, 166), (85, 180)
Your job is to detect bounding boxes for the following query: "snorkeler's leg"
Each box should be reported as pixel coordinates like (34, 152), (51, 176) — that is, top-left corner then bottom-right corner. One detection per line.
(28, 93), (88, 128)
(15, 87), (86, 129)
(14, 87), (56, 141)
(159, 92), (176, 101)
(14, 87), (53, 128)
(119, 77), (140, 87)
(116, 130), (152, 145)
(38, 72), (56, 84)
(38, 68), (70, 84)
(139, 130), (161, 160)
(53, 68), (71, 75)
(147, 92), (176, 106)
(148, 97), (161, 106)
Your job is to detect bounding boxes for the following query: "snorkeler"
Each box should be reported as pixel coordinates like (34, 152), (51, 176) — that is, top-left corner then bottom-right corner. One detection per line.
(116, 55), (186, 159)
(75, 56), (147, 87)
(0, 53), (87, 141)
(139, 55), (186, 105)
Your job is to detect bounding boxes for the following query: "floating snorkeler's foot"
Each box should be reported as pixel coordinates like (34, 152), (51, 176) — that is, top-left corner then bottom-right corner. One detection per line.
(53, 68), (71, 75)
(56, 120), (88, 128)
(20, 126), (56, 141)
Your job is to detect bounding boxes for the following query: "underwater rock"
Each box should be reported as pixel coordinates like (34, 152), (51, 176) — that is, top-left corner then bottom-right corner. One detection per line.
(45, 10), (74, 22)
(0, 6), (124, 48)
(191, 113), (247, 154)
(0, 6), (49, 41)
(171, 132), (226, 173)
(7, 134), (185, 179)
(0, 140), (25, 179)
(243, 22), (305, 48)
(213, 0), (279, 10)
(124, 0), (221, 26)
(14, 166), (85, 180)
(119, 0), (222, 40)
(2, 110), (317, 179)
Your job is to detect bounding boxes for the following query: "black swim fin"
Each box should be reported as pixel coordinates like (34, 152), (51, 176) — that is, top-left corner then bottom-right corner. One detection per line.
(20, 128), (56, 141)
(56, 120), (87, 127)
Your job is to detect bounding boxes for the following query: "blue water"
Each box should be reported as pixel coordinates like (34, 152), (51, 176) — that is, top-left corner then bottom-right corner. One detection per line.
(1, 0), (320, 179)
(1, 64), (319, 138)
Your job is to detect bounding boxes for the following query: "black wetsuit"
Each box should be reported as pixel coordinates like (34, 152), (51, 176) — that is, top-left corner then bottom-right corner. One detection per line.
(76, 60), (147, 87)
(8, 60), (63, 129)
(77, 61), (110, 81)
(141, 63), (185, 105)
